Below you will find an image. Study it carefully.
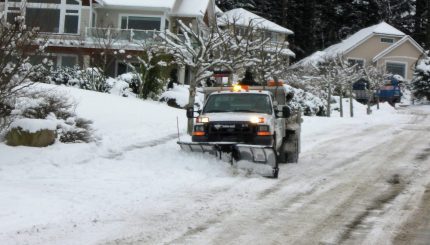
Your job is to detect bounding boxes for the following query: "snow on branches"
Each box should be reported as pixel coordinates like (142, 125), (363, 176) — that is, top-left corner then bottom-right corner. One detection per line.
(412, 56), (430, 101)
(0, 14), (47, 130)
(159, 19), (228, 134)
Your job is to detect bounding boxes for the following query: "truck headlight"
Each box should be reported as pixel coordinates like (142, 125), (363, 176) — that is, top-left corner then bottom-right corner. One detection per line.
(196, 117), (209, 123)
(250, 117), (265, 124)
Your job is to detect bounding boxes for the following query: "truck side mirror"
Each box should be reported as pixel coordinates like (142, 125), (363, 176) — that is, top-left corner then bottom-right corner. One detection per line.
(282, 106), (291, 118)
(186, 107), (195, 118)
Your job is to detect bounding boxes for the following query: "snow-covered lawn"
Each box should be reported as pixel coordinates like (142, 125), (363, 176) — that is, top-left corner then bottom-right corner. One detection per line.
(0, 84), (419, 244)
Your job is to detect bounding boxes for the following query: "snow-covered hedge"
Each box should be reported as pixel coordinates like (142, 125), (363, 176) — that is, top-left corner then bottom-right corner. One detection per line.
(43, 67), (136, 97)
(284, 85), (327, 116)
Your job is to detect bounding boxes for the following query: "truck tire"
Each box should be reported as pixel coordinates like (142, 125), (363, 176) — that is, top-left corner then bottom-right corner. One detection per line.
(285, 132), (299, 163)
(271, 167), (279, 179)
(277, 139), (288, 164)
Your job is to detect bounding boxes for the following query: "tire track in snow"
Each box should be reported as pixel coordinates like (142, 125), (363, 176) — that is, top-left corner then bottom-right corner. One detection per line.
(100, 133), (182, 159)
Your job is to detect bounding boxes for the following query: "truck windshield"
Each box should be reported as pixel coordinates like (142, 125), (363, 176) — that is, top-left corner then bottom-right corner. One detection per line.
(203, 94), (272, 114)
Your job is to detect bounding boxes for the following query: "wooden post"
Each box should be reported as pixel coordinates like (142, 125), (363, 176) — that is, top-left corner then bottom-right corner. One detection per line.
(327, 80), (331, 117)
(349, 82), (354, 118)
(339, 84), (343, 118)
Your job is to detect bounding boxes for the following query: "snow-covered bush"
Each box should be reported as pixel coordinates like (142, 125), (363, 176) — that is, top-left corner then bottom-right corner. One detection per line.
(42, 66), (112, 93)
(48, 65), (81, 87)
(78, 68), (111, 93)
(159, 84), (204, 109)
(7, 92), (94, 143)
(58, 117), (93, 143)
(284, 85), (327, 116)
(411, 57), (430, 101)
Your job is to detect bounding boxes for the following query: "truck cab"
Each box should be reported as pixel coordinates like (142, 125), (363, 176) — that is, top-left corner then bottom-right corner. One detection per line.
(191, 87), (288, 150)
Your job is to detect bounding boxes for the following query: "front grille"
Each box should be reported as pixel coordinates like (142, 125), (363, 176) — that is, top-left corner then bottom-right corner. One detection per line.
(207, 121), (257, 143)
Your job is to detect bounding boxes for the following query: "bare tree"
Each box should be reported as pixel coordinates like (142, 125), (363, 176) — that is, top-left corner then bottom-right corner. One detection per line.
(85, 22), (132, 91)
(362, 64), (386, 114)
(331, 57), (360, 118)
(159, 19), (227, 134)
(252, 39), (293, 83)
(216, 16), (266, 84)
(0, 13), (46, 131)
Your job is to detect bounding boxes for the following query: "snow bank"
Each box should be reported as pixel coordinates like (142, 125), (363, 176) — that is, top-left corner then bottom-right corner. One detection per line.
(10, 118), (57, 133)
(331, 96), (398, 119)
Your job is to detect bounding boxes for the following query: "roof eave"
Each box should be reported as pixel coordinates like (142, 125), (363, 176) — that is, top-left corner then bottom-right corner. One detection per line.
(95, 1), (171, 11)
(169, 13), (204, 18)
(343, 33), (375, 55)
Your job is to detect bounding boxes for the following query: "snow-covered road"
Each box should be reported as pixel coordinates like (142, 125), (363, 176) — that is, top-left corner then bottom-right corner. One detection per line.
(1, 86), (429, 244)
(109, 106), (430, 245)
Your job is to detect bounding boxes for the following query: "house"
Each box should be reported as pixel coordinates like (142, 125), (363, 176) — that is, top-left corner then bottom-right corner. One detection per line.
(218, 8), (294, 47)
(215, 8), (295, 83)
(0, 0), (217, 78)
(294, 22), (425, 81)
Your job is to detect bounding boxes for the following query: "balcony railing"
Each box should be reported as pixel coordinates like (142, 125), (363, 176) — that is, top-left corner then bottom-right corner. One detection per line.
(85, 27), (163, 43)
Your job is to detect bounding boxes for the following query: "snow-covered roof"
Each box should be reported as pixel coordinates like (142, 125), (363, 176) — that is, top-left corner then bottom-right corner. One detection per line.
(294, 22), (406, 67)
(171, 0), (211, 17)
(219, 8), (294, 35)
(215, 5), (223, 15)
(97, 0), (176, 9)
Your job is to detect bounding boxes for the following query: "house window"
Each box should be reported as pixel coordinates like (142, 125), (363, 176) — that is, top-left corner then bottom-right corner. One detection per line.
(26, 8), (61, 33)
(60, 55), (78, 68)
(386, 62), (406, 78)
(381, 38), (394, 44)
(30, 54), (77, 68)
(28, 0), (61, 3)
(64, 9), (79, 33)
(348, 58), (364, 67)
(120, 16), (161, 31)
(66, 0), (79, 5)
(92, 12), (97, 28)
(6, 0), (81, 34)
(6, 7), (20, 23)
(116, 61), (140, 76)
(263, 31), (279, 43)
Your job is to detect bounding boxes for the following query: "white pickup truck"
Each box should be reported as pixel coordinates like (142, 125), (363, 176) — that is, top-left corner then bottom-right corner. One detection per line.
(178, 84), (301, 178)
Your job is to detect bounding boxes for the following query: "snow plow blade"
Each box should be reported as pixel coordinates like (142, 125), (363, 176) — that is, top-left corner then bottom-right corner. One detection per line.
(177, 142), (278, 178)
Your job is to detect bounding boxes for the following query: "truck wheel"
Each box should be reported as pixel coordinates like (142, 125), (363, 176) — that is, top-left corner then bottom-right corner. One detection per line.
(277, 139), (287, 164)
(286, 133), (299, 163)
(272, 167), (279, 179)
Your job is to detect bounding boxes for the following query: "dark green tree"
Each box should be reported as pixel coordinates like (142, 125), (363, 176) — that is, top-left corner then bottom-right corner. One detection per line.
(412, 57), (430, 101)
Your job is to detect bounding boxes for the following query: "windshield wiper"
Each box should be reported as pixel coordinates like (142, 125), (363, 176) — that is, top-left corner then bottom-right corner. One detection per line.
(233, 109), (257, 112)
(205, 110), (232, 113)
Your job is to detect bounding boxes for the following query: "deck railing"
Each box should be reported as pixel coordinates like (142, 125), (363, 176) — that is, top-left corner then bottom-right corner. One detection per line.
(85, 27), (163, 43)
